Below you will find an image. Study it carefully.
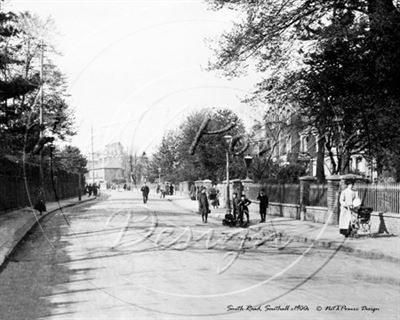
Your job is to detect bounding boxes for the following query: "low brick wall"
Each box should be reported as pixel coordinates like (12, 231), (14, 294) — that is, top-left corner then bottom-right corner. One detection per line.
(269, 202), (300, 220)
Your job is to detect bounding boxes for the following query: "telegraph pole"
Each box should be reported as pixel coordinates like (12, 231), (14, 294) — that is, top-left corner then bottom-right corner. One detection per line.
(91, 126), (95, 185)
(39, 40), (45, 201)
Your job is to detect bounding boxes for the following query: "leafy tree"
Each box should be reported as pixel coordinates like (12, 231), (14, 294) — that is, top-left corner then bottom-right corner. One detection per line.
(207, 0), (400, 177)
(147, 131), (179, 183)
(175, 109), (247, 182)
(52, 145), (87, 175)
(0, 10), (75, 158)
(149, 109), (248, 183)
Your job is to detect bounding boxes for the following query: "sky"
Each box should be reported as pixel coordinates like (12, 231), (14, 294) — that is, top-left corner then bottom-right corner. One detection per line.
(7, 0), (261, 157)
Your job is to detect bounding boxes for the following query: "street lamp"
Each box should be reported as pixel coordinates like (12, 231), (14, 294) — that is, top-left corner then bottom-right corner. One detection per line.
(224, 135), (233, 214)
(244, 155), (253, 181)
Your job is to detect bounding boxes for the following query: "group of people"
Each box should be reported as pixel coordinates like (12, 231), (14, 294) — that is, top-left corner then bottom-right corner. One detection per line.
(225, 189), (269, 226)
(85, 183), (99, 197)
(198, 186), (269, 226)
(146, 177), (366, 237)
(156, 183), (174, 198)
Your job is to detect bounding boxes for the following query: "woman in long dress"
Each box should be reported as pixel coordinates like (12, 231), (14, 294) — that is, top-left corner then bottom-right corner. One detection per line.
(339, 179), (360, 237)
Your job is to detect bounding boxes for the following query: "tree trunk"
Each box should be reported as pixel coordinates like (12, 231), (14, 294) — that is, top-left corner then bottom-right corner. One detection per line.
(316, 135), (326, 182)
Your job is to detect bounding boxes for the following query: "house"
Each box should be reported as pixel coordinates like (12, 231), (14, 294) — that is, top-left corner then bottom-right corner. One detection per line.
(250, 108), (377, 180)
(85, 142), (128, 187)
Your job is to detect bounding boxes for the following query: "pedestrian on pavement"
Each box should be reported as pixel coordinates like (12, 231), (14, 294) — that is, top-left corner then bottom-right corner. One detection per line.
(257, 189), (269, 223)
(209, 185), (218, 209)
(232, 192), (239, 221)
(238, 194), (251, 225)
(199, 187), (210, 223)
(159, 186), (165, 198)
(93, 183), (98, 197)
(339, 179), (360, 237)
(170, 184), (174, 196)
(141, 184), (150, 203)
(88, 184), (93, 196)
(33, 188), (46, 215)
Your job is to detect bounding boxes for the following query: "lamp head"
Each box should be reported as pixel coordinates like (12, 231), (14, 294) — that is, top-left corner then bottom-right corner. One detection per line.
(223, 135), (233, 145)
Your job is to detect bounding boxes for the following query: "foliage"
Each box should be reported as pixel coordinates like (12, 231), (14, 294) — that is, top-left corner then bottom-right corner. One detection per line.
(207, 0), (400, 176)
(149, 109), (247, 183)
(276, 163), (307, 183)
(52, 145), (87, 175)
(250, 156), (307, 183)
(147, 132), (179, 183)
(0, 9), (75, 158)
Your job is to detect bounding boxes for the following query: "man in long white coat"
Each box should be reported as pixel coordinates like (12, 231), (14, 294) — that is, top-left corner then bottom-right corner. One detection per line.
(339, 179), (360, 237)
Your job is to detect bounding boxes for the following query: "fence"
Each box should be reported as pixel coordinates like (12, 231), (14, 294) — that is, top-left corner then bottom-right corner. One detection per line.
(309, 184), (328, 207)
(356, 183), (400, 214)
(0, 157), (81, 214)
(245, 184), (301, 205)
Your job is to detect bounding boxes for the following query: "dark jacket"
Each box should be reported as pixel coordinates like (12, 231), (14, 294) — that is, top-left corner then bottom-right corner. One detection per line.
(199, 193), (210, 215)
(257, 194), (269, 210)
(238, 198), (251, 214)
(141, 185), (150, 195)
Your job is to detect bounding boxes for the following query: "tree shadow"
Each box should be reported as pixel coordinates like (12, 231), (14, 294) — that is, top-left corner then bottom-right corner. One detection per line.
(0, 209), (104, 320)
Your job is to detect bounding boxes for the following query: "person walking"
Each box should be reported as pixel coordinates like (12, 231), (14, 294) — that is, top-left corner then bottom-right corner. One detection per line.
(141, 184), (150, 204)
(339, 179), (360, 237)
(170, 184), (174, 196)
(257, 189), (269, 223)
(199, 187), (210, 223)
(238, 194), (251, 225)
(33, 189), (46, 216)
(208, 185), (218, 209)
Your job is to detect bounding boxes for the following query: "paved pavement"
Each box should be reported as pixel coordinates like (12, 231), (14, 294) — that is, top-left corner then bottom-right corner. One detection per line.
(168, 195), (400, 263)
(0, 194), (96, 270)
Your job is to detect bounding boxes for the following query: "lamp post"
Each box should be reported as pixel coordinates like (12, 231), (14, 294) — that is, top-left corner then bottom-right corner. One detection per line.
(244, 155), (253, 181)
(224, 135), (233, 214)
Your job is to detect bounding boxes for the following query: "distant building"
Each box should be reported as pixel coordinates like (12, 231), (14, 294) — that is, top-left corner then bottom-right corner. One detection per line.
(85, 142), (127, 186)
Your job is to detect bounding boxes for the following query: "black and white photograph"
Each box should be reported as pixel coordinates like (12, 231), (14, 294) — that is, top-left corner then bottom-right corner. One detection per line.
(0, 0), (399, 319)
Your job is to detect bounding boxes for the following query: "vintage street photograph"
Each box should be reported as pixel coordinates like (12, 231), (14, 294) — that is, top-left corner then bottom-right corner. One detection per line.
(0, 0), (399, 319)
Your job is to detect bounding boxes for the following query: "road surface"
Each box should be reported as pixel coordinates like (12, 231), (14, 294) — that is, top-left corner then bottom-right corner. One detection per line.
(0, 190), (398, 320)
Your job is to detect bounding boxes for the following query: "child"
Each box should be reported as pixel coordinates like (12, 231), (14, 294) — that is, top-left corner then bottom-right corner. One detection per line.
(238, 194), (251, 225)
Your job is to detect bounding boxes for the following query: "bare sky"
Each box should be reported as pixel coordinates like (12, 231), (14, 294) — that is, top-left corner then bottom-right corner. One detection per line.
(8, 0), (260, 156)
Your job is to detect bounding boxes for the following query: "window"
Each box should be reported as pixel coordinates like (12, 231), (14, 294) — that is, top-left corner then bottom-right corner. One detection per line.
(300, 135), (308, 153)
(286, 136), (292, 154)
(356, 157), (363, 171)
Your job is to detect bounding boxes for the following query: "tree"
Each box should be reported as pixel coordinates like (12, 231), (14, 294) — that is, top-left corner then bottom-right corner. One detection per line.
(176, 108), (247, 182)
(207, 0), (400, 177)
(147, 131), (179, 183)
(52, 145), (87, 175)
(149, 109), (247, 183)
(0, 10), (75, 158)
